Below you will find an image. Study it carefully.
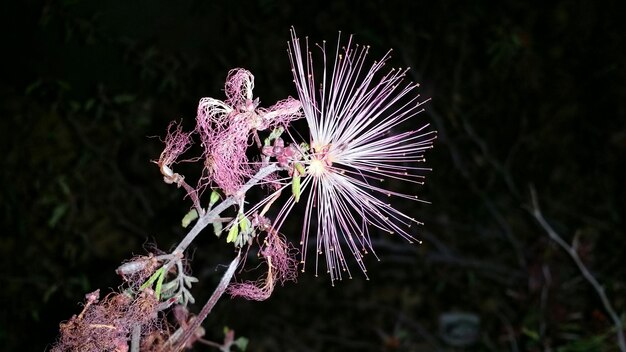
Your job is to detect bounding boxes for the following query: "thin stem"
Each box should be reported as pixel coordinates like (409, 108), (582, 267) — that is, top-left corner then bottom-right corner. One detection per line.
(166, 253), (241, 351)
(529, 186), (625, 352)
(156, 164), (278, 350)
(179, 179), (204, 216)
(173, 163), (280, 255)
(130, 324), (141, 352)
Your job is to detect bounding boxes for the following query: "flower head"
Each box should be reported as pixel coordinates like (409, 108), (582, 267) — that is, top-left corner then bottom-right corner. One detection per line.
(227, 229), (298, 301)
(196, 69), (302, 195)
(274, 29), (437, 283)
(156, 121), (194, 185)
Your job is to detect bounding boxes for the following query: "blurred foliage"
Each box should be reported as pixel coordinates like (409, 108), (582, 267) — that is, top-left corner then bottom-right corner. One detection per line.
(0, 0), (625, 351)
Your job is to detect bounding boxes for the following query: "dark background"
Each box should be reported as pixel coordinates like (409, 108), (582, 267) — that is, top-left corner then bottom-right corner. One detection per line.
(1, 1), (625, 351)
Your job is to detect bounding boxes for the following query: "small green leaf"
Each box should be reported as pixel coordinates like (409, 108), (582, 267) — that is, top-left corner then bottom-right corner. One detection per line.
(181, 208), (199, 228)
(213, 221), (223, 237)
(160, 281), (179, 298)
(292, 173), (301, 202)
(48, 204), (69, 228)
(522, 326), (540, 341)
(155, 269), (166, 300)
(183, 275), (198, 287)
(234, 336), (249, 351)
(239, 213), (251, 235)
(227, 223), (239, 243)
(57, 177), (71, 196)
(294, 162), (305, 175)
(209, 190), (221, 208)
(140, 267), (165, 291)
(268, 127), (284, 141)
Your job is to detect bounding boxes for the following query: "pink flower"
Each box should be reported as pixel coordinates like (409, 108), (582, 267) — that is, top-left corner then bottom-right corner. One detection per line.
(196, 69), (302, 195)
(227, 230), (298, 301)
(273, 30), (437, 283)
(157, 121), (194, 185)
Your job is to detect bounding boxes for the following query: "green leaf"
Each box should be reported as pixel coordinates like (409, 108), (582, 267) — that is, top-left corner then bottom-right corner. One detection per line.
(213, 221), (223, 237)
(268, 127), (284, 141)
(227, 222), (239, 243)
(48, 203), (69, 228)
(239, 213), (251, 235)
(140, 267), (165, 291)
(522, 326), (540, 341)
(181, 208), (198, 228)
(209, 190), (221, 208)
(294, 162), (305, 176)
(292, 173), (301, 202)
(234, 336), (249, 351)
(155, 269), (166, 300)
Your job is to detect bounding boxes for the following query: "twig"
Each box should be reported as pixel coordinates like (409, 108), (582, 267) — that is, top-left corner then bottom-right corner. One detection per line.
(166, 252), (241, 352)
(528, 186), (625, 351)
(131, 324), (141, 352)
(172, 164), (279, 256)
